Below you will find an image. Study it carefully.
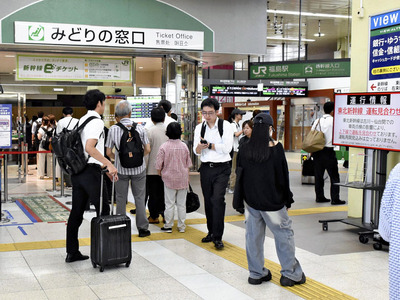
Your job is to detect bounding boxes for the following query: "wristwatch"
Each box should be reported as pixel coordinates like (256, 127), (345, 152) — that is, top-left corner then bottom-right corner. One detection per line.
(208, 143), (212, 149)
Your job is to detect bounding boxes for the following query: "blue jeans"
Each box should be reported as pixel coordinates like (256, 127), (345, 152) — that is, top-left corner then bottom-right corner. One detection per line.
(245, 205), (304, 281)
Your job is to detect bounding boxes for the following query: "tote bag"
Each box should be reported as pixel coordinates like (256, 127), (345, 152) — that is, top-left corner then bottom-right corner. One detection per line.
(302, 118), (326, 153)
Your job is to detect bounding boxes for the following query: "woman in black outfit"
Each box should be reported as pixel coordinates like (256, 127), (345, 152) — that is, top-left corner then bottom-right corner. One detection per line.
(237, 113), (306, 286)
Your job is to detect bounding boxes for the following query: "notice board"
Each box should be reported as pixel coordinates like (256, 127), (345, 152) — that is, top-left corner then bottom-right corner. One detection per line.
(333, 92), (400, 151)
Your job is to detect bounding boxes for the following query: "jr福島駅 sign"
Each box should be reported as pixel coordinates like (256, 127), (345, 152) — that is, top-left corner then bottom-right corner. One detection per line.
(369, 9), (400, 92)
(249, 59), (350, 79)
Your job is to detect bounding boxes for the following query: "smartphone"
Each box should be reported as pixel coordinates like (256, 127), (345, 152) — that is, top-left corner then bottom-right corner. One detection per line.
(200, 140), (208, 144)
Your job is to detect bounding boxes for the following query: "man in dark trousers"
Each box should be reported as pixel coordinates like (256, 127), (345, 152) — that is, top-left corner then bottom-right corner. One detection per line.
(193, 98), (233, 250)
(65, 89), (118, 263)
(311, 101), (345, 205)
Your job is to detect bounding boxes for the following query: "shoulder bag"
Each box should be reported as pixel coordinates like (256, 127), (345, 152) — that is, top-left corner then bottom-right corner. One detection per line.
(301, 118), (326, 153)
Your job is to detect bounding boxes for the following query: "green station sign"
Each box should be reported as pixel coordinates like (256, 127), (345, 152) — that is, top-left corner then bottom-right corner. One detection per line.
(249, 59), (350, 79)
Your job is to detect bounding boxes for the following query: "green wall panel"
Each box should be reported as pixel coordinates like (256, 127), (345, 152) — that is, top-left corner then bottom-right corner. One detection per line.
(2, 0), (213, 51)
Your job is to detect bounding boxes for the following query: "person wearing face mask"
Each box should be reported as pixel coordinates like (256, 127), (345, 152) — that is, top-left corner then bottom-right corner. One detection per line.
(237, 113), (306, 287)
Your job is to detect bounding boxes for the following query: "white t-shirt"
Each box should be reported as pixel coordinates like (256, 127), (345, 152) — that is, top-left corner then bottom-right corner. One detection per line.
(56, 116), (78, 134)
(78, 110), (104, 165)
(231, 121), (242, 152)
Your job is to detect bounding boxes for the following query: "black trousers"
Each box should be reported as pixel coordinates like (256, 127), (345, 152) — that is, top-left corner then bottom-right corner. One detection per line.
(312, 147), (340, 201)
(66, 164), (110, 255)
(199, 163), (231, 241)
(146, 175), (165, 219)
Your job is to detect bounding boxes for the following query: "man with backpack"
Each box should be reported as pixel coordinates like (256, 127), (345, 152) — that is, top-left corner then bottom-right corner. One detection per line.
(105, 100), (151, 238)
(65, 89), (118, 263)
(56, 107), (78, 187)
(193, 97), (233, 250)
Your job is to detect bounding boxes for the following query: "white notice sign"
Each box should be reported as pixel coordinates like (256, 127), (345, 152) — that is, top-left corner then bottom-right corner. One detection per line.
(14, 21), (204, 50)
(333, 93), (400, 151)
(16, 55), (132, 82)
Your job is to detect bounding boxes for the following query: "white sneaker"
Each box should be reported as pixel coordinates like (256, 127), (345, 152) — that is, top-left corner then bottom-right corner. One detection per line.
(178, 228), (185, 233)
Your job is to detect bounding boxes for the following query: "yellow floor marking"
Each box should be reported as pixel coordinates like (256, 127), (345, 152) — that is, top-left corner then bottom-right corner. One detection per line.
(0, 221), (355, 300)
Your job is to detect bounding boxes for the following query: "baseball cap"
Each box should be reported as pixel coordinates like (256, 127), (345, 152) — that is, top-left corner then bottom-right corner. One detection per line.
(253, 113), (273, 126)
(231, 108), (246, 115)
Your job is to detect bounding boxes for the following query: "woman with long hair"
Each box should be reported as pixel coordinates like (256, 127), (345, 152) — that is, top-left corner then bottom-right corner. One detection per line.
(238, 113), (306, 286)
(37, 116), (54, 179)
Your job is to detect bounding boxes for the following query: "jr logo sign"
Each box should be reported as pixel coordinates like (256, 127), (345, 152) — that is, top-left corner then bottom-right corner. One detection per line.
(252, 66), (267, 75)
(28, 25), (44, 41)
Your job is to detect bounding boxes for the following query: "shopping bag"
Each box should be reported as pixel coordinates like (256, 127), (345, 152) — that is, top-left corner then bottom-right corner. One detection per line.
(186, 185), (200, 213)
(302, 119), (326, 153)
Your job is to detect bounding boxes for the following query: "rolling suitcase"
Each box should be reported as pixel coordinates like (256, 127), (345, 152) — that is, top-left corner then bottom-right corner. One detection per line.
(90, 171), (132, 272)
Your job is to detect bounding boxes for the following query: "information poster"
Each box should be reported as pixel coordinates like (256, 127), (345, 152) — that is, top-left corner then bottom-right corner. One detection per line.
(0, 104), (12, 149)
(127, 96), (161, 125)
(333, 93), (400, 151)
(17, 55), (132, 82)
(369, 9), (400, 92)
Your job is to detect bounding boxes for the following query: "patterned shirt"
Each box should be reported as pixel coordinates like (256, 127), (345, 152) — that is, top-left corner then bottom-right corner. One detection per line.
(379, 162), (400, 300)
(105, 118), (149, 175)
(155, 139), (192, 190)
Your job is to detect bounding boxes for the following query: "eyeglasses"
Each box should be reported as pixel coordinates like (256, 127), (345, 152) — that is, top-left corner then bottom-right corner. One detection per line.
(201, 111), (215, 116)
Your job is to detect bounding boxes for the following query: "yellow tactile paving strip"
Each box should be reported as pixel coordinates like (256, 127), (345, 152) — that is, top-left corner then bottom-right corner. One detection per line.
(0, 204), (354, 300)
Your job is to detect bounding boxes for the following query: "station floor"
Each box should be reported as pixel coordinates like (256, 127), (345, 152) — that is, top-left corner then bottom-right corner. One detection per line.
(0, 153), (389, 300)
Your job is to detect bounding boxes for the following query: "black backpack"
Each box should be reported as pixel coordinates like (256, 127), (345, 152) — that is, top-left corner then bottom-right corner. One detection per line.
(115, 122), (144, 168)
(40, 127), (54, 151)
(51, 116), (98, 175)
(33, 120), (42, 151)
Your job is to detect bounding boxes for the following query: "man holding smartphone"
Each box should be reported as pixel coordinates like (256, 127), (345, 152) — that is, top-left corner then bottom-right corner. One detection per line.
(194, 98), (233, 250)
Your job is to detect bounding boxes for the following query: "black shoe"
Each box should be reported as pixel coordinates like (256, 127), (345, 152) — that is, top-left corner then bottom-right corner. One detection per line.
(65, 251), (89, 263)
(201, 234), (213, 243)
(236, 208), (245, 214)
(331, 199), (346, 205)
(130, 209), (136, 214)
(280, 273), (306, 287)
(138, 229), (151, 237)
(214, 240), (224, 250)
(316, 197), (330, 203)
(248, 271), (272, 285)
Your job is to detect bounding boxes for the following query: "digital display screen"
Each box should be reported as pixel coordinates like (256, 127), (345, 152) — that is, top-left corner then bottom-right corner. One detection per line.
(262, 86), (307, 97)
(210, 85), (307, 97)
(127, 96), (161, 125)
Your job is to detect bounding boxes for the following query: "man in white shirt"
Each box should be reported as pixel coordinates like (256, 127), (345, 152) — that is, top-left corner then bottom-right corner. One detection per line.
(144, 99), (175, 130)
(311, 101), (345, 205)
(56, 107), (78, 187)
(228, 108), (245, 194)
(194, 98), (233, 250)
(65, 89), (118, 263)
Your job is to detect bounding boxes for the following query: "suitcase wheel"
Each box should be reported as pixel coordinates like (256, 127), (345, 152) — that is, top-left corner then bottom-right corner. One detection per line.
(92, 262), (97, 269)
(126, 261), (131, 268)
(100, 266), (105, 272)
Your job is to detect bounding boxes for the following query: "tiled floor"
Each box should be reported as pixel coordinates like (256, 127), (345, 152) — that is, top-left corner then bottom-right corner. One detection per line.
(0, 153), (389, 299)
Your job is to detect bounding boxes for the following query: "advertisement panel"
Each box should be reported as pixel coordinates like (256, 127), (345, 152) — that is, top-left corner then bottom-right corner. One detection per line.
(16, 55), (132, 82)
(0, 104), (12, 149)
(333, 92), (400, 151)
(369, 9), (400, 92)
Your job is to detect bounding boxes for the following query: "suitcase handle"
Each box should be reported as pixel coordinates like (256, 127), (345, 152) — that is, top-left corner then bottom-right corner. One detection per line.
(99, 169), (116, 216)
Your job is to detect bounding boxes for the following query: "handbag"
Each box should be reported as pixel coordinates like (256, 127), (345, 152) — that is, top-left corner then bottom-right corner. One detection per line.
(186, 184), (200, 213)
(302, 118), (326, 153)
(302, 157), (315, 176)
